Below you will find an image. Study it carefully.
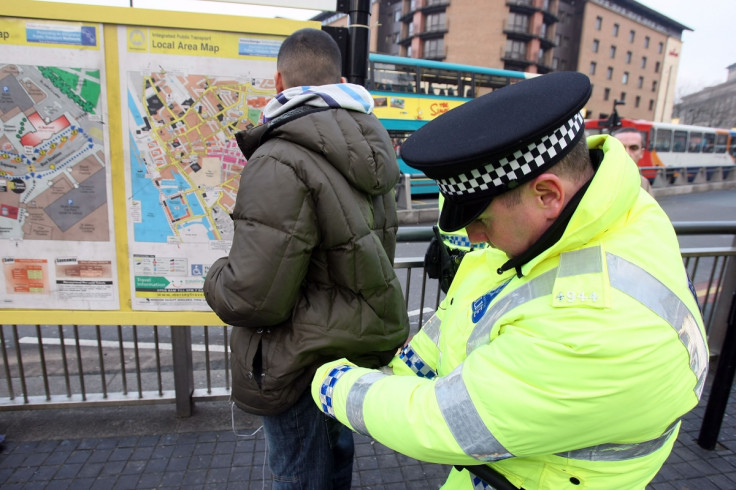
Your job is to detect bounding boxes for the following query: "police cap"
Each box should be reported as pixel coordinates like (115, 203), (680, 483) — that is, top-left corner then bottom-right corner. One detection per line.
(401, 71), (592, 232)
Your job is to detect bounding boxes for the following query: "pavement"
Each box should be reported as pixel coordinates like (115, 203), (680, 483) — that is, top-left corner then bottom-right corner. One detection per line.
(0, 370), (734, 490)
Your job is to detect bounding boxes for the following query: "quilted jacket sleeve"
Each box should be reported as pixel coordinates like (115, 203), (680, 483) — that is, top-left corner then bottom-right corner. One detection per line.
(204, 152), (317, 327)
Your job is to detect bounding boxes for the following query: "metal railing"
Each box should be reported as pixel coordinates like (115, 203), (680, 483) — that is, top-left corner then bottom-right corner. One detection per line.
(2, 224), (735, 432)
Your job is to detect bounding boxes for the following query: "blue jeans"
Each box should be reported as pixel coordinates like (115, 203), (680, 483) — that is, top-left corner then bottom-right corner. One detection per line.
(262, 389), (354, 489)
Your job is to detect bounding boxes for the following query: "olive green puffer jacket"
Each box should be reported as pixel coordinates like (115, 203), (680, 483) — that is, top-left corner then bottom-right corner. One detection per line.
(204, 106), (410, 415)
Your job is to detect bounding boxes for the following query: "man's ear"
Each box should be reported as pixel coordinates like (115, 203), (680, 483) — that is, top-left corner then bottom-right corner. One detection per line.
(274, 71), (285, 93)
(530, 174), (565, 219)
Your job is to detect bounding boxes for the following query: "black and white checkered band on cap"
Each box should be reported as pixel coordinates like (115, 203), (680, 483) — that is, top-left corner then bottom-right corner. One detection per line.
(437, 112), (584, 197)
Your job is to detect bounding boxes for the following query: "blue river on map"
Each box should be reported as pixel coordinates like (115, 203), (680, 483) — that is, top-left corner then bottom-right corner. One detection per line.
(129, 91), (145, 127)
(130, 132), (171, 243)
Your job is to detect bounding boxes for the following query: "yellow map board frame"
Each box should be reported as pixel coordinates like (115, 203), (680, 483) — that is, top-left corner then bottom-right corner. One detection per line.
(0, 0), (318, 325)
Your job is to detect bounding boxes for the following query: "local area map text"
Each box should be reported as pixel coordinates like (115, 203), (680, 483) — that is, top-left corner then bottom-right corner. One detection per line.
(0, 63), (108, 242)
(127, 70), (273, 244)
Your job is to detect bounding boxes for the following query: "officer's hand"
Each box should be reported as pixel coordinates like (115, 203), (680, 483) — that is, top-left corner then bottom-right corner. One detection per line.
(311, 358), (357, 418)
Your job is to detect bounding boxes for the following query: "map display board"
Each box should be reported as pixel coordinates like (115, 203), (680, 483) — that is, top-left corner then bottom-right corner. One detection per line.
(119, 26), (280, 311)
(0, 17), (119, 310)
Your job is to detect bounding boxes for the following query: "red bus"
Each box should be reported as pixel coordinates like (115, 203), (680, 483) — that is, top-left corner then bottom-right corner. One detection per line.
(585, 118), (735, 179)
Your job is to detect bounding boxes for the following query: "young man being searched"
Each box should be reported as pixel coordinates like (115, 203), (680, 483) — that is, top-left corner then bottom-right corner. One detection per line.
(204, 28), (409, 489)
(311, 72), (707, 489)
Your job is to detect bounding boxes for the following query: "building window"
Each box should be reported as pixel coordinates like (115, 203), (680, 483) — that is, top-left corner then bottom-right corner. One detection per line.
(620, 92), (626, 102)
(606, 67), (613, 80)
(635, 95), (641, 108)
(424, 38), (444, 58)
(592, 39), (599, 53)
(626, 51), (632, 63)
(595, 16), (602, 30)
(425, 12), (446, 32)
(622, 72), (629, 84)
(638, 76), (644, 88)
(629, 30), (635, 43)
(613, 23), (619, 36)
(644, 36), (650, 48)
(505, 39), (527, 60)
(610, 45), (616, 58)
(655, 61), (661, 73)
(589, 61), (597, 75)
(508, 12), (529, 33)
(641, 56), (647, 68)
(652, 80), (658, 92)
(604, 87), (610, 101)
(658, 42), (664, 53)
(649, 99), (654, 111)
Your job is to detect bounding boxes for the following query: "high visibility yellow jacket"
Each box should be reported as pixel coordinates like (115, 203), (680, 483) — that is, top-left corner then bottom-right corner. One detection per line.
(312, 135), (709, 489)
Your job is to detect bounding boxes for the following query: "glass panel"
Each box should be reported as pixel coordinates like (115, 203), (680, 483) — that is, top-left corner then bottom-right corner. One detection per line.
(654, 129), (672, 152)
(715, 133), (727, 154)
(703, 133), (716, 153)
(673, 130), (687, 153)
(688, 132), (702, 153)
(419, 67), (458, 96)
(372, 62), (417, 92)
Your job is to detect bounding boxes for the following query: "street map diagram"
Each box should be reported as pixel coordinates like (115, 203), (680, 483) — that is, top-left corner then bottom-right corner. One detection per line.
(127, 70), (273, 245)
(0, 63), (108, 242)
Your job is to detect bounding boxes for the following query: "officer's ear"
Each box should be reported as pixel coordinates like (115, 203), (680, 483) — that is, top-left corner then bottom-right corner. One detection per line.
(529, 173), (565, 220)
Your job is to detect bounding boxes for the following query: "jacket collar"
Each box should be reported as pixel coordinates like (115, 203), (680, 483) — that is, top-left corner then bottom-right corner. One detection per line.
(498, 136), (640, 277)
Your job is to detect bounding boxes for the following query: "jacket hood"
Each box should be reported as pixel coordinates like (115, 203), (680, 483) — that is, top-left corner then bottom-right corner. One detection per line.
(236, 101), (399, 197)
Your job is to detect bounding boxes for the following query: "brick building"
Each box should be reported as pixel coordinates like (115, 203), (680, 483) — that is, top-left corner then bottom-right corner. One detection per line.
(316, 0), (690, 122)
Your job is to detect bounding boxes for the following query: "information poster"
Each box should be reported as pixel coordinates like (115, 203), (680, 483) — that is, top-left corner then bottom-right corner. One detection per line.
(119, 25), (281, 310)
(0, 17), (119, 309)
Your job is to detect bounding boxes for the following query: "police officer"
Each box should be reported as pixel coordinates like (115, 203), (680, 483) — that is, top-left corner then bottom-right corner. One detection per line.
(310, 72), (708, 489)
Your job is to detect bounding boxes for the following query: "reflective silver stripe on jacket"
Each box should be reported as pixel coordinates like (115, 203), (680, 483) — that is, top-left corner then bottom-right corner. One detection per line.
(436, 365), (513, 461)
(346, 372), (387, 436)
(557, 420), (679, 461)
(422, 313), (442, 347)
(466, 268), (557, 356)
(398, 314), (442, 378)
(606, 252), (708, 397)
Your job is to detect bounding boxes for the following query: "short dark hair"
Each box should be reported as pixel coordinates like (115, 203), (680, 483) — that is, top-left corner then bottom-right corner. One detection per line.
(277, 28), (342, 88)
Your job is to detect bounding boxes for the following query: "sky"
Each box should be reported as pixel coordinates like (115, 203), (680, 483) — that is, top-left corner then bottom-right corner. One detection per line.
(635, 0), (736, 96)
(41, 0), (736, 98)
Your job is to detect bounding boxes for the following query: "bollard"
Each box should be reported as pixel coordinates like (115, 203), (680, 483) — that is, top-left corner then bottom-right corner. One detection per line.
(697, 290), (736, 449)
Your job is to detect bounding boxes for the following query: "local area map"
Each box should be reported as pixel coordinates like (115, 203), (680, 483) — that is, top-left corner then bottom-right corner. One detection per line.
(0, 63), (108, 242)
(127, 70), (273, 244)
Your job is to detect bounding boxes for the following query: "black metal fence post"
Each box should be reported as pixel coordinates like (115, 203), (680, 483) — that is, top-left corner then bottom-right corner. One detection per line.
(698, 290), (736, 449)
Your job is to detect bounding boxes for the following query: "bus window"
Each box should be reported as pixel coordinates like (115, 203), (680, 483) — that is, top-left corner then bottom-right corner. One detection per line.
(715, 133), (727, 153)
(654, 129), (672, 152)
(702, 133), (715, 153)
(372, 62), (417, 93)
(673, 130), (687, 152)
(419, 67), (458, 97)
(647, 129), (655, 151)
(474, 73), (512, 97)
(688, 132), (703, 153)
